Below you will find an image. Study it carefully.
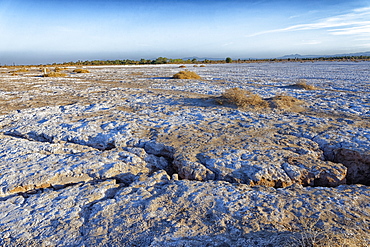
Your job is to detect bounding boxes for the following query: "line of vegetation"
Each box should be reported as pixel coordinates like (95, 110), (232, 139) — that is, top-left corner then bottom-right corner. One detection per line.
(59, 55), (370, 66)
(1, 56), (370, 67)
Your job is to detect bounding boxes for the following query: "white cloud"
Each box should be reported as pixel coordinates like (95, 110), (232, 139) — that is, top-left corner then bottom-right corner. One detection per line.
(246, 6), (370, 38)
(222, 42), (234, 47)
(137, 43), (152, 47)
(330, 23), (370, 35)
(353, 6), (370, 13)
(301, 40), (322, 45)
(356, 42), (370, 49)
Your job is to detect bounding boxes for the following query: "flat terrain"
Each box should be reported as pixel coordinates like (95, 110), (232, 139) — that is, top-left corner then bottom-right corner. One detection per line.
(0, 62), (369, 246)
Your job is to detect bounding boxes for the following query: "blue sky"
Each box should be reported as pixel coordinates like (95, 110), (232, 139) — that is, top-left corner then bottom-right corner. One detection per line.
(0, 0), (370, 64)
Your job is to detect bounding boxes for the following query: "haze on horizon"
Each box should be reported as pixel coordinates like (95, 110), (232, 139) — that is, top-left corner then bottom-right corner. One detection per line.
(1, 0), (370, 65)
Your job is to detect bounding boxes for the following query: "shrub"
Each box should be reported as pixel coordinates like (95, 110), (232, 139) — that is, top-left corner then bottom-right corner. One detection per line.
(222, 88), (268, 108)
(294, 79), (318, 90)
(220, 89), (304, 111)
(73, 68), (90, 73)
(270, 94), (304, 110)
(54, 67), (63, 72)
(8, 68), (28, 74)
(43, 72), (67, 77)
(172, 70), (201, 79)
(16, 68), (29, 72)
(225, 57), (232, 63)
(288, 216), (370, 247)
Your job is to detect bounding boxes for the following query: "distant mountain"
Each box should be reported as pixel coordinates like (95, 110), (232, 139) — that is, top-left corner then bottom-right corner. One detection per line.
(278, 54), (316, 59)
(184, 51), (370, 61)
(278, 51), (370, 59)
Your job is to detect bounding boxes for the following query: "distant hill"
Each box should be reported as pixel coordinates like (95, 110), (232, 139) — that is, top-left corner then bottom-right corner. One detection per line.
(183, 51), (370, 61)
(278, 51), (370, 59)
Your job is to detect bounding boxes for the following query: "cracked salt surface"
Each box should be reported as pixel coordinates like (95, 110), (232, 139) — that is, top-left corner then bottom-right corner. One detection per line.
(0, 62), (369, 246)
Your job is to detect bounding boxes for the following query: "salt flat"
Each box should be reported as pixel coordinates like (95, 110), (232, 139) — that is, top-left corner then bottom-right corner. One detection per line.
(0, 62), (369, 246)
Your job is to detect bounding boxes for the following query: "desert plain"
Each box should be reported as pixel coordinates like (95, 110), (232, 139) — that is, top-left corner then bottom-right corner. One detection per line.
(0, 61), (369, 246)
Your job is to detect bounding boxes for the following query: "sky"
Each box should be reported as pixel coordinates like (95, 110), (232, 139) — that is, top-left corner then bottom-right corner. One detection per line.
(0, 0), (370, 65)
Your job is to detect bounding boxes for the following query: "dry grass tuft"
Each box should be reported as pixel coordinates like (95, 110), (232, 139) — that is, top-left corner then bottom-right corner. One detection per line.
(172, 70), (201, 79)
(54, 67), (64, 72)
(219, 89), (304, 111)
(193, 65), (198, 67)
(8, 68), (28, 75)
(288, 216), (370, 247)
(43, 72), (67, 77)
(222, 88), (269, 109)
(270, 94), (304, 110)
(73, 68), (90, 73)
(294, 79), (319, 90)
(200, 65), (206, 67)
(179, 65), (187, 68)
(15, 68), (29, 73)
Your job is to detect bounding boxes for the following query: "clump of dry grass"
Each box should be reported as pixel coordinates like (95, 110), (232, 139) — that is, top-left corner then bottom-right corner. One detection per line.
(270, 94), (304, 110)
(193, 65), (198, 67)
(54, 67), (64, 72)
(73, 68), (90, 73)
(179, 65), (187, 68)
(172, 70), (201, 79)
(219, 89), (304, 111)
(200, 65), (206, 67)
(8, 68), (28, 75)
(15, 68), (29, 73)
(221, 88), (269, 109)
(43, 72), (67, 77)
(294, 79), (318, 90)
(288, 216), (370, 247)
